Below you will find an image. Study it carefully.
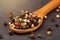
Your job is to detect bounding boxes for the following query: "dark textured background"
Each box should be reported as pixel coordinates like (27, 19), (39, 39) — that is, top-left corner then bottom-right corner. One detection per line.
(0, 0), (60, 40)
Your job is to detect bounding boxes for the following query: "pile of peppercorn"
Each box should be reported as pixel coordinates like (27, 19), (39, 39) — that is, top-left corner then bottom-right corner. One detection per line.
(9, 10), (41, 29)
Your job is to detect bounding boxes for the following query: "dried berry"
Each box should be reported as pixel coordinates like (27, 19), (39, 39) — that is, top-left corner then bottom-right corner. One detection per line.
(29, 33), (35, 39)
(3, 22), (8, 26)
(8, 32), (14, 36)
(51, 18), (55, 22)
(11, 19), (15, 23)
(9, 12), (13, 19)
(0, 34), (3, 39)
(47, 27), (53, 31)
(37, 34), (42, 38)
(56, 15), (60, 19)
(9, 10), (41, 29)
(56, 9), (60, 12)
(55, 24), (59, 27)
(47, 31), (52, 36)
(58, 6), (60, 9)
(33, 22), (38, 26)
(44, 16), (47, 19)
(31, 24), (34, 28)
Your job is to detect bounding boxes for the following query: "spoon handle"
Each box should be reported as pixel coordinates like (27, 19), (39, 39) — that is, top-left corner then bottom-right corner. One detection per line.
(33, 0), (60, 18)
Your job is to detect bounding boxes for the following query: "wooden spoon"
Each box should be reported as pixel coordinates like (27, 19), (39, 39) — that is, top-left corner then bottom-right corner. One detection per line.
(10, 0), (60, 33)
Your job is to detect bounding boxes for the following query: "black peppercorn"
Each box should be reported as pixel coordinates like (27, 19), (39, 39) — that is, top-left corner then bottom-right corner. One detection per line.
(3, 22), (8, 26)
(27, 22), (32, 27)
(55, 24), (59, 27)
(33, 21), (38, 26)
(11, 19), (15, 23)
(51, 18), (55, 22)
(47, 27), (53, 31)
(0, 34), (3, 39)
(8, 32), (14, 36)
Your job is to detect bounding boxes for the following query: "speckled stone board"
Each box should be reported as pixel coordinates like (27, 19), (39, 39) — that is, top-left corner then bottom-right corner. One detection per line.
(0, 0), (60, 40)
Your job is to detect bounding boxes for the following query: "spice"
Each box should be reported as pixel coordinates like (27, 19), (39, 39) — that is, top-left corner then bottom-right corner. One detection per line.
(58, 6), (60, 9)
(9, 10), (41, 29)
(56, 14), (60, 18)
(47, 31), (52, 36)
(51, 18), (55, 22)
(8, 12), (13, 19)
(55, 24), (59, 27)
(29, 33), (35, 39)
(0, 34), (3, 39)
(3, 22), (8, 26)
(8, 31), (14, 36)
(56, 9), (60, 12)
(31, 24), (34, 28)
(47, 27), (53, 31)
(37, 34), (42, 38)
(44, 16), (47, 19)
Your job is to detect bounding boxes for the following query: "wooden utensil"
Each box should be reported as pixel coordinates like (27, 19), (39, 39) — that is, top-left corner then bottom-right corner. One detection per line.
(10, 0), (60, 33)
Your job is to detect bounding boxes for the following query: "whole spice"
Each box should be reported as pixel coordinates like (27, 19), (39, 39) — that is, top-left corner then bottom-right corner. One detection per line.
(37, 34), (42, 38)
(29, 33), (36, 39)
(47, 31), (52, 36)
(8, 12), (13, 19)
(3, 22), (8, 26)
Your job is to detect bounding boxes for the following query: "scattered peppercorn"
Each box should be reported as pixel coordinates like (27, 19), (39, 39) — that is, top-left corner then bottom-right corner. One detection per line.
(56, 9), (60, 12)
(3, 22), (8, 26)
(8, 31), (14, 36)
(0, 34), (3, 39)
(37, 34), (42, 38)
(56, 15), (60, 19)
(29, 33), (36, 39)
(47, 31), (52, 36)
(44, 16), (47, 19)
(51, 18), (55, 22)
(55, 24), (59, 27)
(8, 12), (13, 19)
(47, 27), (53, 31)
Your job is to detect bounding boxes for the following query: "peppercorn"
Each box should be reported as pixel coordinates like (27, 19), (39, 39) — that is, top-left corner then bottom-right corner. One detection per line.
(23, 19), (27, 22)
(47, 27), (53, 31)
(27, 22), (32, 27)
(56, 9), (60, 12)
(55, 24), (59, 27)
(44, 16), (47, 19)
(0, 34), (3, 39)
(27, 16), (31, 20)
(38, 19), (41, 23)
(21, 10), (25, 14)
(37, 34), (42, 38)
(51, 18), (55, 22)
(15, 22), (19, 26)
(8, 12), (13, 19)
(56, 14), (60, 19)
(29, 13), (32, 16)
(29, 33), (36, 39)
(58, 6), (60, 9)
(11, 19), (15, 23)
(3, 22), (8, 26)
(32, 15), (36, 17)
(33, 21), (38, 26)
(31, 24), (34, 28)
(8, 31), (14, 36)
(47, 31), (52, 36)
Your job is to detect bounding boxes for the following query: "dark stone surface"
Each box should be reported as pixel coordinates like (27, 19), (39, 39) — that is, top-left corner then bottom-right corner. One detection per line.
(0, 0), (60, 40)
